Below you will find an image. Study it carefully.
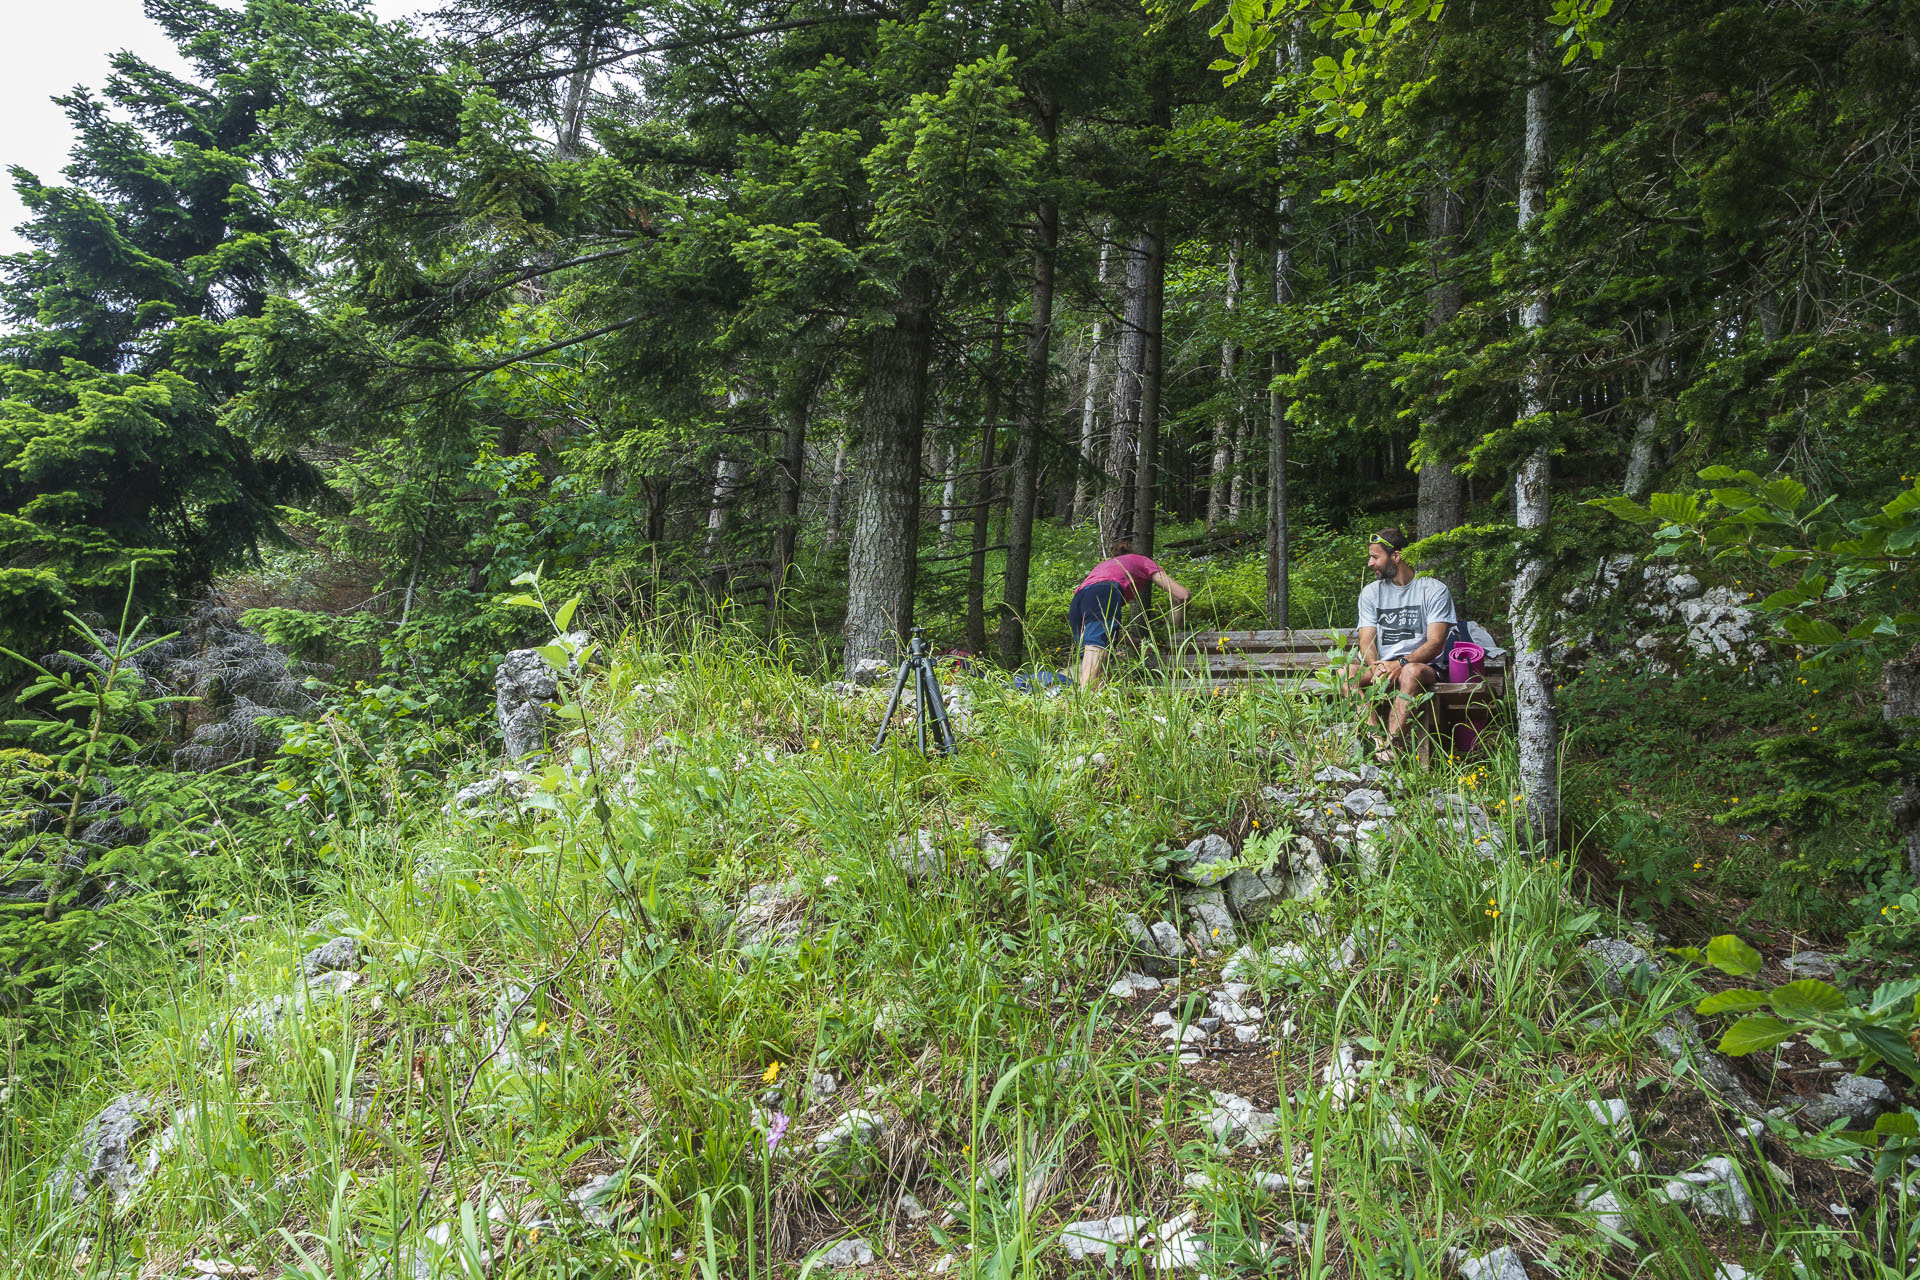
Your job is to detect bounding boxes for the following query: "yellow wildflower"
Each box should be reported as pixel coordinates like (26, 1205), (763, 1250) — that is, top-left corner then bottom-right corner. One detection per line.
(763, 1061), (782, 1084)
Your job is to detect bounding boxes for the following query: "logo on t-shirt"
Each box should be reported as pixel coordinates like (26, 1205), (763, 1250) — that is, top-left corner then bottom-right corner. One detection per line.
(1376, 605), (1423, 650)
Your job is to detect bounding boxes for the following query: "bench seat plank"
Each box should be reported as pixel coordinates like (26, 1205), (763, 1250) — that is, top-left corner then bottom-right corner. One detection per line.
(1162, 675), (1504, 706)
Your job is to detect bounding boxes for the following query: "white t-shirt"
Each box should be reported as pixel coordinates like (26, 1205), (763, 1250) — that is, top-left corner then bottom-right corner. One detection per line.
(1358, 575), (1457, 662)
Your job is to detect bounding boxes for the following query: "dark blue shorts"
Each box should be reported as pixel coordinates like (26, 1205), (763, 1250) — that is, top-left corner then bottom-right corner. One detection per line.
(1069, 582), (1126, 649)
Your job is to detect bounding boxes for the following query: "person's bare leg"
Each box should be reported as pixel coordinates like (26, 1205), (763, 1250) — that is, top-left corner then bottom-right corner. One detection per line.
(1344, 661), (1387, 747)
(1385, 662), (1438, 750)
(1078, 645), (1109, 689)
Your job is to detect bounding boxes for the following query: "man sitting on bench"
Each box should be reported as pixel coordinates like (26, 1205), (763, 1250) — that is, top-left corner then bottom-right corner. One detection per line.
(1344, 527), (1455, 759)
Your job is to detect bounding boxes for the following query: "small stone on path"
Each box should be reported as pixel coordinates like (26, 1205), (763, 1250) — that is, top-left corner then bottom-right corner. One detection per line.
(1058, 1216), (1148, 1262)
(814, 1237), (874, 1269)
(1781, 951), (1836, 981)
(1459, 1246), (1529, 1280)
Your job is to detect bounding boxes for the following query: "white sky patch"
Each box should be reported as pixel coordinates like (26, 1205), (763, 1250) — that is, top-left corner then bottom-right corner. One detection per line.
(0, 0), (423, 261)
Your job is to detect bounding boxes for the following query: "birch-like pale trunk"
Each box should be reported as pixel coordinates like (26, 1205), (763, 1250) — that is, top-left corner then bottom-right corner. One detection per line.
(704, 456), (744, 558)
(704, 386), (749, 566)
(1623, 315), (1672, 501)
(822, 434), (849, 552)
(937, 431), (959, 552)
(1208, 241), (1243, 529)
(1510, 31), (1560, 844)
(1228, 417), (1248, 522)
(1072, 231), (1113, 526)
(556, 26), (597, 161)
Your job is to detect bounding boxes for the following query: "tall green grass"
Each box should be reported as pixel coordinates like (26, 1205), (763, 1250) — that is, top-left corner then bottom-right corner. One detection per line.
(1, 620), (1904, 1279)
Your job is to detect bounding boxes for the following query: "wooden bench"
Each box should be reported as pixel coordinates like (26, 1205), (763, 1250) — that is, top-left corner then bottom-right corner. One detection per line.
(1147, 628), (1507, 751)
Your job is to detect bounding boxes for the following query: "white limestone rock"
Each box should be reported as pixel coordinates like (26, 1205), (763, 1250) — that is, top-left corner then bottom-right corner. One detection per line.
(1175, 833), (1237, 886)
(1459, 1246), (1529, 1280)
(813, 1109), (886, 1155)
(814, 1237), (874, 1269)
(1655, 1156), (1757, 1225)
(1058, 1215), (1149, 1263)
(1205, 1091), (1277, 1146)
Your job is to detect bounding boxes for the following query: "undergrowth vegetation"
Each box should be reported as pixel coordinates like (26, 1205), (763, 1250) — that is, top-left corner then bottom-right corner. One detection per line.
(4, 620), (1912, 1279)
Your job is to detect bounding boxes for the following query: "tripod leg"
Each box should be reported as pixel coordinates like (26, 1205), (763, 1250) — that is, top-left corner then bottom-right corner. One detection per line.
(925, 664), (957, 755)
(874, 655), (912, 753)
(921, 667), (936, 756)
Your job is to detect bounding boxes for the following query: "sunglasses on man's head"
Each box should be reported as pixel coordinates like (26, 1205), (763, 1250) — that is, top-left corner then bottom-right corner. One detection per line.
(1369, 533), (1403, 551)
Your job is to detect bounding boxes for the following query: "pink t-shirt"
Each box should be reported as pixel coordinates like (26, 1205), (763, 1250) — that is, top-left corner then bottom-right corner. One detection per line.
(1078, 554), (1162, 601)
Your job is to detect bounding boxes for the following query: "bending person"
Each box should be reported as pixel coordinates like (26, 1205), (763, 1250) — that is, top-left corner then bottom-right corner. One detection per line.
(1344, 527), (1456, 759)
(1069, 540), (1191, 689)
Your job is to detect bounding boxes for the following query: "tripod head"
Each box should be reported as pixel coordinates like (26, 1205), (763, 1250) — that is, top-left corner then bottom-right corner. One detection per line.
(907, 626), (933, 659)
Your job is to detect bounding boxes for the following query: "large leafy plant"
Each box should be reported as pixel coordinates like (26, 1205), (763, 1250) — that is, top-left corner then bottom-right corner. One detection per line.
(1675, 933), (1920, 1179)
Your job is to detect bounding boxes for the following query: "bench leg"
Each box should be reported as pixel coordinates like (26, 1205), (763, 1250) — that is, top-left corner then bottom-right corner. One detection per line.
(1416, 699), (1449, 767)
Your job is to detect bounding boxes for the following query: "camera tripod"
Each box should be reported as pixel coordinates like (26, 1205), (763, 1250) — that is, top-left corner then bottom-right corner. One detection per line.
(872, 627), (958, 757)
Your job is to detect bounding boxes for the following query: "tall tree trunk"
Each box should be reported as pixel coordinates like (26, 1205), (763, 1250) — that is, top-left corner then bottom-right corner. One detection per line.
(1623, 314), (1672, 501)
(1228, 416), (1248, 523)
(1131, 217), (1166, 554)
(1000, 120), (1059, 666)
(822, 434), (849, 552)
(645, 475), (669, 544)
(556, 22), (600, 160)
(705, 388), (749, 567)
(937, 430), (960, 552)
(1884, 642), (1920, 884)
(702, 450), (743, 598)
(1104, 231), (1153, 550)
(844, 266), (936, 675)
(1208, 240), (1243, 529)
(1417, 180), (1467, 603)
(1072, 230), (1113, 525)
(966, 314), (1007, 653)
(1265, 90), (1299, 627)
(1265, 224), (1292, 627)
(770, 392), (809, 618)
(1510, 31), (1560, 845)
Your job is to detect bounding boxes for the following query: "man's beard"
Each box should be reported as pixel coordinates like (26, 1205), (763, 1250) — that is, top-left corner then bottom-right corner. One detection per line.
(1375, 565), (1396, 581)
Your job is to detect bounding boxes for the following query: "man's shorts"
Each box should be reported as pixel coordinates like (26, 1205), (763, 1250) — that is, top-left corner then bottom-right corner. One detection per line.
(1069, 582), (1126, 649)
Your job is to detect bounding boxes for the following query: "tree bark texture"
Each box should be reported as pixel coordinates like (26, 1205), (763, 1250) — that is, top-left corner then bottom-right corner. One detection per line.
(1265, 161), (1296, 627)
(770, 393), (809, 617)
(1417, 181), (1467, 603)
(1000, 159), (1059, 665)
(966, 314), (1007, 653)
(1104, 229), (1154, 551)
(1208, 240), (1243, 529)
(1130, 218), (1166, 554)
(1623, 315), (1672, 502)
(1882, 641), (1920, 884)
(843, 266), (935, 676)
(1510, 33), (1560, 845)
(1072, 231), (1113, 525)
